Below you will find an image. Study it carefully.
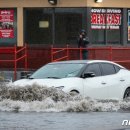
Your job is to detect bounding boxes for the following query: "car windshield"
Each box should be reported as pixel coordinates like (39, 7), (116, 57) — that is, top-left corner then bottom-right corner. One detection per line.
(30, 63), (85, 79)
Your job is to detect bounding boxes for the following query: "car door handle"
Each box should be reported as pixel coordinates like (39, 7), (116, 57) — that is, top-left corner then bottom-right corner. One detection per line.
(120, 79), (125, 82)
(101, 82), (106, 85)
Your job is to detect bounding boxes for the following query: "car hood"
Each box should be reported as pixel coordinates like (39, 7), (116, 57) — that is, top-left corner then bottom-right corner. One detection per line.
(13, 78), (72, 88)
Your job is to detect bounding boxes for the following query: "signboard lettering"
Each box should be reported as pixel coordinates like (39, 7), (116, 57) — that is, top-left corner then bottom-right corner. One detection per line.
(91, 8), (122, 30)
(0, 10), (14, 38)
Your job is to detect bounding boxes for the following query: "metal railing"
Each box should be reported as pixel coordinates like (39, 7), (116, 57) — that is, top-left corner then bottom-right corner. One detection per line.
(51, 45), (130, 63)
(0, 45), (27, 80)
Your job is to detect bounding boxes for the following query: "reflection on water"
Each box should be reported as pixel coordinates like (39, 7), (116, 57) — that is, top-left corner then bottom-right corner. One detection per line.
(0, 83), (130, 112)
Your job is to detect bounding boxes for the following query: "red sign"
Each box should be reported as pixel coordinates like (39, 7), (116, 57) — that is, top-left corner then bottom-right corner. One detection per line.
(91, 9), (122, 29)
(0, 10), (14, 38)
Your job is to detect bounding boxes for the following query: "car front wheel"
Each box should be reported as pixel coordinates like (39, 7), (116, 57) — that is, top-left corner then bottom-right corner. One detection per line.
(69, 90), (79, 96)
(124, 88), (130, 99)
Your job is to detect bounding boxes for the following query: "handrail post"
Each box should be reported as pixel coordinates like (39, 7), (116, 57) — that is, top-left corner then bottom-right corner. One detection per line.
(80, 47), (82, 60)
(14, 45), (17, 80)
(109, 46), (112, 61)
(25, 44), (27, 71)
(93, 48), (96, 59)
(51, 44), (53, 62)
(67, 44), (69, 60)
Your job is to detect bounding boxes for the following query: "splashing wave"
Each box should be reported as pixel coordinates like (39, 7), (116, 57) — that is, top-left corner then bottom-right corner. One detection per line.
(0, 83), (130, 112)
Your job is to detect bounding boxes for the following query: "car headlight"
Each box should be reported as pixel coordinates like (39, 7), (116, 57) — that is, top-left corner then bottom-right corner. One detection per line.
(56, 86), (64, 90)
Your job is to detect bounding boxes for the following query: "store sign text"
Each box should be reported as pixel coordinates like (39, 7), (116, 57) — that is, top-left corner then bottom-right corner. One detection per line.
(91, 9), (122, 30)
(128, 10), (130, 41)
(0, 10), (14, 38)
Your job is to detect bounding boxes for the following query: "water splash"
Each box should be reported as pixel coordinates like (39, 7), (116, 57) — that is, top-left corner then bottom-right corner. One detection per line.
(0, 83), (130, 112)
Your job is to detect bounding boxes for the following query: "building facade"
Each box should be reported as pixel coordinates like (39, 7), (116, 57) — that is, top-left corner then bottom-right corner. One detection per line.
(0, 0), (130, 47)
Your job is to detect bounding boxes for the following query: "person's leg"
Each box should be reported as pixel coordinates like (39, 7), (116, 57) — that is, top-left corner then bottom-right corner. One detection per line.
(82, 50), (86, 60)
(86, 50), (88, 59)
(82, 50), (88, 60)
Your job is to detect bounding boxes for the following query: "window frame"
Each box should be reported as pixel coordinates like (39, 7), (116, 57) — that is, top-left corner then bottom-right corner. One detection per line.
(82, 63), (102, 77)
(100, 63), (117, 76)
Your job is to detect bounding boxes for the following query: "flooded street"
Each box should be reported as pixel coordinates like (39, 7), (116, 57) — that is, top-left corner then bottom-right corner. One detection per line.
(0, 112), (130, 130)
(0, 84), (130, 130)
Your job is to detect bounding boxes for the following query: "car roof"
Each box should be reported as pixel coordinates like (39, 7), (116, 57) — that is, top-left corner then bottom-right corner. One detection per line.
(49, 60), (125, 68)
(49, 60), (89, 64)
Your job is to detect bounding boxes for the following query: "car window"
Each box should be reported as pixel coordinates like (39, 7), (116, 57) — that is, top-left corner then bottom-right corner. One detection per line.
(101, 63), (116, 75)
(114, 65), (121, 73)
(84, 63), (101, 77)
(30, 63), (85, 79)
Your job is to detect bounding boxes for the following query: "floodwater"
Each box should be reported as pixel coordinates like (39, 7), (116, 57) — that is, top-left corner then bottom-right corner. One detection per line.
(0, 112), (130, 130)
(0, 84), (130, 130)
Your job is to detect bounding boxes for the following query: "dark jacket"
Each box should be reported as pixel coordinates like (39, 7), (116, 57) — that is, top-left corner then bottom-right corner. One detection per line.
(78, 35), (89, 48)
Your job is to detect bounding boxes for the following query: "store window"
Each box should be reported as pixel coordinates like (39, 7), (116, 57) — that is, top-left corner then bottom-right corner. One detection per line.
(128, 10), (130, 43)
(24, 8), (86, 45)
(24, 8), (52, 45)
(91, 8), (122, 45)
(0, 8), (17, 46)
(55, 8), (85, 45)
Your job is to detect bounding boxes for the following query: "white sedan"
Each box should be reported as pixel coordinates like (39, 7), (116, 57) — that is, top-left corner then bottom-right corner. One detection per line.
(13, 60), (130, 100)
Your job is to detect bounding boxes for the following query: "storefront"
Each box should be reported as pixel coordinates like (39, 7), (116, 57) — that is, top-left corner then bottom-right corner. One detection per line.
(0, 0), (130, 47)
(24, 8), (86, 45)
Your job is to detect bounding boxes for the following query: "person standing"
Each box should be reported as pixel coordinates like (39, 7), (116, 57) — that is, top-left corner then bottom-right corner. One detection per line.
(78, 29), (89, 60)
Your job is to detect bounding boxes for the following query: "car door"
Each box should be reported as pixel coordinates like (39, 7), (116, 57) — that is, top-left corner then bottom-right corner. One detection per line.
(100, 63), (123, 99)
(82, 63), (109, 99)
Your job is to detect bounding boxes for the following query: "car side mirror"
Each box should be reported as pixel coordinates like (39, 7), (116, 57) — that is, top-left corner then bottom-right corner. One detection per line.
(27, 73), (32, 78)
(83, 72), (95, 78)
(20, 71), (33, 79)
